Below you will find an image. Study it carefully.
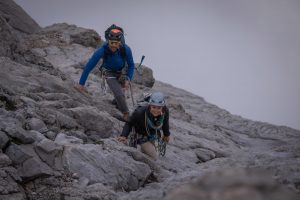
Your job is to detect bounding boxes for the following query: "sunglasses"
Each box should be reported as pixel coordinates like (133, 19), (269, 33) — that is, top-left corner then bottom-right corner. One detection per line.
(108, 40), (121, 45)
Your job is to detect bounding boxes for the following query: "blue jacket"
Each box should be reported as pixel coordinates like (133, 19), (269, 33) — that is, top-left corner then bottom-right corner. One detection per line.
(79, 43), (134, 85)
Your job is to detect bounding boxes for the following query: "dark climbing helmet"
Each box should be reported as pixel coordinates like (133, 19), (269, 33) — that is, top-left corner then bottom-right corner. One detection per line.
(149, 92), (165, 107)
(107, 28), (123, 41)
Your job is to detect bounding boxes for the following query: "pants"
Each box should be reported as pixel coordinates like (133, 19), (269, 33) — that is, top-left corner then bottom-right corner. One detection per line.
(105, 71), (129, 114)
(141, 141), (158, 160)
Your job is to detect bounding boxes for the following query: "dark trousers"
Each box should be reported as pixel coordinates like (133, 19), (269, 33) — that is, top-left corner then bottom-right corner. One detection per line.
(105, 71), (129, 114)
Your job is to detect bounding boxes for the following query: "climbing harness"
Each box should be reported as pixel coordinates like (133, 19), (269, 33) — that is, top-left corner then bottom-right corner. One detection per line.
(144, 112), (167, 157)
(158, 138), (167, 157)
(128, 112), (167, 157)
(128, 128), (137, 148)
(99, 67), (107, 94)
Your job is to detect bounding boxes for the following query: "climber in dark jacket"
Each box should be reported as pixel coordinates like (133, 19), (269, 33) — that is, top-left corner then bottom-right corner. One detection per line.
(76, 25), (135, 121)
(117, 92), (170, 160)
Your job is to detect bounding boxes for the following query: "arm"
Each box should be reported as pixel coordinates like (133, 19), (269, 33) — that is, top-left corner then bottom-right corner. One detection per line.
(125, 45), (135, 80)
(79, 47), (104, 85)
(121, 110), (138, 138)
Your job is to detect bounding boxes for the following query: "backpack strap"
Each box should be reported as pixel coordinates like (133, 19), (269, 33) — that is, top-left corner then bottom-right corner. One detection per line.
(120, 45), (127, 69)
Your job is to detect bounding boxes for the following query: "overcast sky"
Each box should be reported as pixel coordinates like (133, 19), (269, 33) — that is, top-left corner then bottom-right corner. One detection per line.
(14, 0), (300, 130)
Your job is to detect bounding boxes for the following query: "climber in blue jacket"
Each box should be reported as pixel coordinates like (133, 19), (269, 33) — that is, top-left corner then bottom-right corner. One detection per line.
(76, 25), (135, 121)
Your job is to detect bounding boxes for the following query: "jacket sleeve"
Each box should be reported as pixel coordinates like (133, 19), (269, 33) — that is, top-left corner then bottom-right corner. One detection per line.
(162, 107), (171, 137)
(121, 109), (138, 138)
(79, 47), (104, 85)
(125, 45), (135, 80)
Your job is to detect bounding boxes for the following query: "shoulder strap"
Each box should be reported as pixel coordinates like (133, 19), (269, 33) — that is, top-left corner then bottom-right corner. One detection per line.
(120, 45), (127, 68)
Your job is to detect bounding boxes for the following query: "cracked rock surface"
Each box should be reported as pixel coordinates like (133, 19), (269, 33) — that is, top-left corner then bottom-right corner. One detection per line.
(0, 0), (299, 199)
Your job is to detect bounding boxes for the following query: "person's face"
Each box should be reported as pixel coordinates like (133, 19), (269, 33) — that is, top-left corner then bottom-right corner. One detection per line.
(149, 105), (163, 117)
(108, 40), (121, 52)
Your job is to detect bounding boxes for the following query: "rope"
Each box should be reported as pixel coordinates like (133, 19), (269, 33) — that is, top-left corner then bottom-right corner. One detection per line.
(129, 81), (135, 106)
(128, 111), (167, 157)
(98, 67), (107, 94)
(158, 138), (167, 157)
(144, 112), (167, 157)
(128, 128), (137, 148)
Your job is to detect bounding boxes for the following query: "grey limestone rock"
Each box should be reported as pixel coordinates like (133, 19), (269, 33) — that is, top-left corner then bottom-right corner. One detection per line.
(5, 143), (53, 180)
(35, 138), (64, 170)
(163, 168), (300, 200)
(0, 0), (40, 34)
(0, 1), (299, 199)
(62, 143), (152, 191)
(0, 131), (9, 149)
(133, 64), (155, 88)
(3, 126), (35, 144)
(0, 153), (11, 167)
(25, 117), (48, 133)
(0, 168), (25, 199)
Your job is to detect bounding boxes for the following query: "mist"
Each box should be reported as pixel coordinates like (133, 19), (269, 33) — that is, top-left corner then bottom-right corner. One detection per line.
(14, 0), (300, 130)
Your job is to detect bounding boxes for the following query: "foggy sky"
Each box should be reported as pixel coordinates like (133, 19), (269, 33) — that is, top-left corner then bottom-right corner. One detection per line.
(14, 0), (300, 130)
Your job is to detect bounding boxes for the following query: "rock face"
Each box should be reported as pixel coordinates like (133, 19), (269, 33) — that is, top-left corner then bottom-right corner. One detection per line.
(0, 0), (300, 199)
(132, 64), (155, 88)
(0, 0), (40, 34)
(0, 0), (40, 59)
(163, 168), (300, 200)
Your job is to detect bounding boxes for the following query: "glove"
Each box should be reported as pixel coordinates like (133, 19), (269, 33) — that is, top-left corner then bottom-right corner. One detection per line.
(162, 136), (170, 143)
(117, 136), (127, 143)
(75, 84), (87, 93)
(123, 80), (129, 90)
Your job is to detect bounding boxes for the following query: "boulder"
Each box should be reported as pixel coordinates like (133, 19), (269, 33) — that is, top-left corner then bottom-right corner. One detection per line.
(3, 126), (34, 144)
(35, 138), (63, 170)
(25, 118), (48, 133)
(0, 131), (9, 149)
(62, 143), (152, 191)
(163, 168), (300, 200)
(5, 143), (53, 180)
(0, 153), (12, 167)
(132, 65), (155, 88)
(0, 168), (24, 199)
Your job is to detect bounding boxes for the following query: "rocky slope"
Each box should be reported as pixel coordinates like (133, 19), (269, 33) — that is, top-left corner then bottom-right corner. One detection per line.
(0, 0), (299, 199)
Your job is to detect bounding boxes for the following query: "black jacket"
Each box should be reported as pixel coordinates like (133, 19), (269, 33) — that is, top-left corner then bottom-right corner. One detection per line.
(121, 106), (170, 138)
